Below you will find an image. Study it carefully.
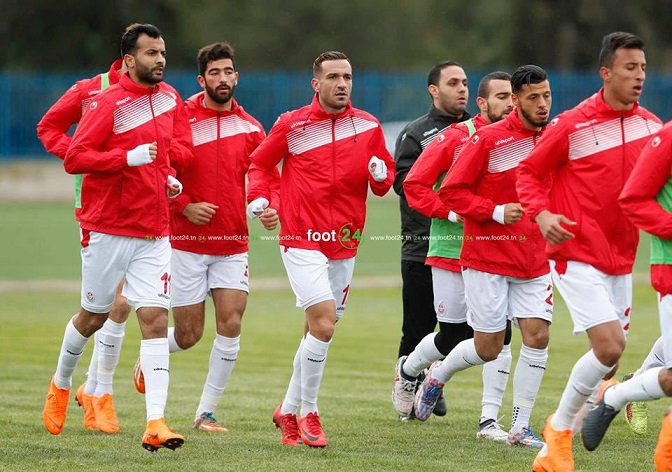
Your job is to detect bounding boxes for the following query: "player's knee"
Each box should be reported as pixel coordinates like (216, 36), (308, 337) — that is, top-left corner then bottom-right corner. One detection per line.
(175, 327), (203, 350)
(660, 369), (672, 397)
(217, 315), (243, 338)
(594, 342), (624, 366)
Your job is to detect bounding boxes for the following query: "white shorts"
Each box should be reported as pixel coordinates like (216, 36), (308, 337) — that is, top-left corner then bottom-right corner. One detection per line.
(431, 267), (467, 324)
(550, 260), (632, 336)
(170, 249), (249, 307)
(659, 294), (672, 369)
(80, 230), (171, 312)
(462, 268), (553, 333)
(280, 246), (355, 320)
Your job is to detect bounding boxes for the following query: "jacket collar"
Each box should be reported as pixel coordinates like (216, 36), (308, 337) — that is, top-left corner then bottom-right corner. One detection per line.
(428, 105), (470, 125)
(118, 72), (163, 95)
(107, 60), (124, 85)
(187, 91), (240, 115)
(582, 87), (640, 118)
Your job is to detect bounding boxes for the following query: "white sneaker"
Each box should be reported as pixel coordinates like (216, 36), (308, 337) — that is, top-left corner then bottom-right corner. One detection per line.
(476, 418), (509, 441)
(392, 356), (417, 419)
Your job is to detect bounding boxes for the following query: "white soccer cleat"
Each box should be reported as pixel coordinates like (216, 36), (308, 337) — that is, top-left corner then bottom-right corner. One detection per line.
(476, 418), (509, 441)
(392, 356), (417, 419)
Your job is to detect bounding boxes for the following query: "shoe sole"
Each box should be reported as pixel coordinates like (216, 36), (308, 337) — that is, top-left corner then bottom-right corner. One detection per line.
(142, 437), (184, 453)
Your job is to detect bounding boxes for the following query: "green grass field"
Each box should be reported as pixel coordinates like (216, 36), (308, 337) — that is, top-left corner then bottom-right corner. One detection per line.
(0, 200), (666, 471)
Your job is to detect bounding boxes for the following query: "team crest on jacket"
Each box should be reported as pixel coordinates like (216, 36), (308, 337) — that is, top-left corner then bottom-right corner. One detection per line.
(89, 101), (97, 110)
(550, 117), (559, 126)
(652, 136), (662, 148)
(471, 135), (479, 144)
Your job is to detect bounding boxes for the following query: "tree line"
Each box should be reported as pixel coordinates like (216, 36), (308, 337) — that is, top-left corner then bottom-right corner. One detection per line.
(3, 0), (672, 73)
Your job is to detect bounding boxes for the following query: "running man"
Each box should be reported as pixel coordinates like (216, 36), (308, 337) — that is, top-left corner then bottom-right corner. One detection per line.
(414, 65), (553, 449)
(394, 71), (516, 442)
(393, 61), (470, 417)
(247, 51), (394, 447)
(36, 25), (136, 434)
(516, 32), (662, 472)
(42, 23), (193, 453)
(140, 42), (270, 433)
(578, 122), (672, 470)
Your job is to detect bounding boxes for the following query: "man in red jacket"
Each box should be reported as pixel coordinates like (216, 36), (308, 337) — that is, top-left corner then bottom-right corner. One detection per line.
(37, 26), (135, 435)
(42, 24), (193, 453)
(516, 32), (662, 472)
(577, 122), (672, 470)
(414, 65), (552, 449)
(154, 41), (273, 432)
(396, 71), (516, 441)
(247, 51), (394, 447)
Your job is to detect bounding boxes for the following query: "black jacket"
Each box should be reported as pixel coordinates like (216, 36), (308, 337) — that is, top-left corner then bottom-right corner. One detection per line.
(393, 105), (470, 262)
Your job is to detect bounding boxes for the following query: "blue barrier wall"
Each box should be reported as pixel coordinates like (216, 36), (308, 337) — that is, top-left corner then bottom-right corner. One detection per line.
(2, 70), (671, 159)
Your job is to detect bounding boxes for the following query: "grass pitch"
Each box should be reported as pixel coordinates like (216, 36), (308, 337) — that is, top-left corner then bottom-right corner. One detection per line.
(0, 200), (666, 471)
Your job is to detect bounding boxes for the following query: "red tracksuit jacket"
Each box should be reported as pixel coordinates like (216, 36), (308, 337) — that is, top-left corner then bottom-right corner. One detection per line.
(517, 89), (662, 275)
(170, 94), (267, 255)
(37, 60), (124, 159)
(439, 111), (549, 279)
(619, 121), (672, 295)
(64, 73), (193, 239)
(247, 95), (394, 260)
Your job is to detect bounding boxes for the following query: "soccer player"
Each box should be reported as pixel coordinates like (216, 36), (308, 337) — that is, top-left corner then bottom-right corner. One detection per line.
(414, 65), (553, 449)
(393, 61), (470, 417)
(247, 51), (394, 447)
(36, 26), (135, 434)
(42, 24), (193, 453)
(577, 124), (672, 469)
(393, 71), (515, 441)
(515, 32), (662, 472)
(133, 42), (271, 433)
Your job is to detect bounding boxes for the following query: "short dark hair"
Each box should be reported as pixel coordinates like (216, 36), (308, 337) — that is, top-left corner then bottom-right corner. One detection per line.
(197, 42), (236, 77)
(313, 51), (350, 76)
(511, 65), (548, 94)
(427, 61), (462, 87)
(599, 32), (645, 68)
(477, 71), (511, 99)
(121, 23), (162, 56)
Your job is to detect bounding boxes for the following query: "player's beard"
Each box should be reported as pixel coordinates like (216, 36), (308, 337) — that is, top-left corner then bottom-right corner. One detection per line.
(520, 107), (548, 128)
(205, 83), (234, 105)
(486, 103), (512, 123)
(136, 62), (164, 85)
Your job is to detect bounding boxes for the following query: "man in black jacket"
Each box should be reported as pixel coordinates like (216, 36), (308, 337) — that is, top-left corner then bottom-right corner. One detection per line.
(393, 61), (470, 418)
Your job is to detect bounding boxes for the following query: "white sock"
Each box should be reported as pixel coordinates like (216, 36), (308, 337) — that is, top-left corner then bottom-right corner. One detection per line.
(141, 338), (170, 421)
(481, 343), (512, 422)
(93, 319), (126, 396)
(403, 333), (441, 378)
(195, 334), (240, 419)
(639, 337), (666, 373)
(432, 338), (485, 384)
(300, 333), (331, 415)
(511, 345), (548, 433)
(167, 327), (183, 353)
(281, 337), (304, 415)
(54, 317), (89, 389)
(604, 366), (666, 410)
(85, 331), (99, 395)
(552, 350), (612, 431)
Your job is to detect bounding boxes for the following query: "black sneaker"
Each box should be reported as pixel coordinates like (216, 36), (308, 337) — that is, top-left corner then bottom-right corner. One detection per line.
(581, 379), (620, 451)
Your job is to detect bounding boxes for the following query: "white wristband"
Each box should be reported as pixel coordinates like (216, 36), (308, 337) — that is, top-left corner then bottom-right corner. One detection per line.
(492, 204), (506, 224)
(448, 211), (458, 223)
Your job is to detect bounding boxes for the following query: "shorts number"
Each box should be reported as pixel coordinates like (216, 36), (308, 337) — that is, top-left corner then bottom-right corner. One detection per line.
(161, 272), (171, 295)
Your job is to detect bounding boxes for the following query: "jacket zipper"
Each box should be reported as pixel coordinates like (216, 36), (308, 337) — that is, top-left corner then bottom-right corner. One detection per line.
(149, 86), (160, 237)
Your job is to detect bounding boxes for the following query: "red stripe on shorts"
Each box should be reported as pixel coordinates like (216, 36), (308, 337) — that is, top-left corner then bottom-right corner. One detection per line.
(554, 260), (567, 276)
(81, 229), (91, 248)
